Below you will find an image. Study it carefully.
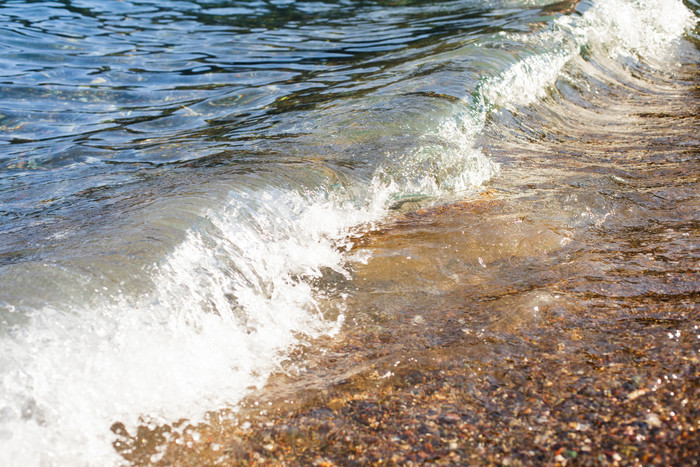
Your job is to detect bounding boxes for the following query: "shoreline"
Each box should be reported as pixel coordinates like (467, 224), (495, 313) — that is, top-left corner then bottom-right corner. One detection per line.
(115, 65), (699, 466)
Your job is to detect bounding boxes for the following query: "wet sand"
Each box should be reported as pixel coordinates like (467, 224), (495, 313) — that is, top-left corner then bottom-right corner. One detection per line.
(114, 66), (699, 465)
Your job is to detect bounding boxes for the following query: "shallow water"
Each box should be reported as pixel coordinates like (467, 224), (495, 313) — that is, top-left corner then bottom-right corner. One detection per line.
(121, 56), (700, 465)
(0, 0), (698, 464)
(114, 61), (699, 463)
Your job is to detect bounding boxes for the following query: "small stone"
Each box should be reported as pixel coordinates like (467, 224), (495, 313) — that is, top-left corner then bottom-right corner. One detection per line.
(646, 413), (662, 428)
(439, 413), (460, 424)
(571, 422), (590, 431)
(627, 389), (647, 401)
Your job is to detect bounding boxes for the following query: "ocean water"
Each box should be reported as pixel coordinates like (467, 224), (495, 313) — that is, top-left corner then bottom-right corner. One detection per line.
(0, 0), (697, 464)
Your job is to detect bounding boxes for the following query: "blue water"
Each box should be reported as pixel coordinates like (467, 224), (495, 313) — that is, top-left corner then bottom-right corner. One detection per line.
(0, 0), (697, 464)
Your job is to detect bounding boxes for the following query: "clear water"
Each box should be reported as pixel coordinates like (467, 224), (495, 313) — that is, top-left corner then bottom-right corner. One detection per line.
(0, 0), (697, 464)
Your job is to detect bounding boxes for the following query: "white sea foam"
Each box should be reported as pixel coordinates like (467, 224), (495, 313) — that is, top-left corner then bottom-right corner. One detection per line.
(377, 111), (499, 200)
(574, 0), (697, 61)
(0, 186), (396, 466)
(481, 0), (696, 111)
(483, 51), (573, 110)
(0, 139), (492, 465)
